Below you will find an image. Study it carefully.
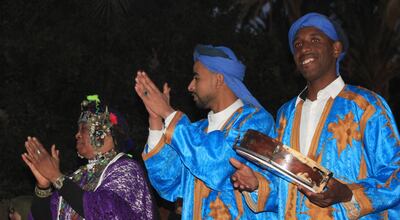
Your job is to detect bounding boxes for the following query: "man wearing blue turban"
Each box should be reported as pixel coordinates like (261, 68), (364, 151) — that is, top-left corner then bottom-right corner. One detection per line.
(231, 12), (400, 219)
(134, 45), (276, 219)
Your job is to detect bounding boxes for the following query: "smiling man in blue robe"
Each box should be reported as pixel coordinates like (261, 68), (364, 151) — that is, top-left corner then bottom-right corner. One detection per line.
(231, 12), (400, 219)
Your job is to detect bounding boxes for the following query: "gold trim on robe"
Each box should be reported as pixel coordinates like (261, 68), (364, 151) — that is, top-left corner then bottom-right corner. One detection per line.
(242, 172), (271, 212)
(165, 111), (184, 144)
(142, 135), (166, 161)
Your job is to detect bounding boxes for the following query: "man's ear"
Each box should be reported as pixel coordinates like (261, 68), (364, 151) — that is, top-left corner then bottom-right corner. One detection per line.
(215, 73), (225, 88)
(333, 41), (343, 58)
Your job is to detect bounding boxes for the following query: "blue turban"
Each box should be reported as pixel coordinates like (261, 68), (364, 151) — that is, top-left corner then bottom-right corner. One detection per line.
(288, 12), (347, 75)
(193, 44), (262, 108)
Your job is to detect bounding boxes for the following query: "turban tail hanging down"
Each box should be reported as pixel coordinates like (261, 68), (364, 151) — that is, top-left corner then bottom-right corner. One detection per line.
(193, 44), (262, 108)
(288, 12), (348, 75)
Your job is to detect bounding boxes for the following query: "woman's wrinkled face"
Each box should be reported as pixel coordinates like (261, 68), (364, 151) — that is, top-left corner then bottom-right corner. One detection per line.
(75, 123), (96, 159)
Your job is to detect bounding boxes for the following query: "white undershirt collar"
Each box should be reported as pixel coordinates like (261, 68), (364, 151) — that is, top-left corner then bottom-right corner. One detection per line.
(295, 76), (345, 106)
(207, 99), (244, 132)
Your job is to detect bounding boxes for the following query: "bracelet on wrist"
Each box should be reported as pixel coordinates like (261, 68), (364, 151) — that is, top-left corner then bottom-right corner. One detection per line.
(52, 174), (66, 190)
(34, 185), (53, 198)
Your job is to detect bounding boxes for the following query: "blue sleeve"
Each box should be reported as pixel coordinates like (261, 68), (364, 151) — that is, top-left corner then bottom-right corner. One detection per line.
(143, 140), (183, 202)
(167, 109), (275, 191)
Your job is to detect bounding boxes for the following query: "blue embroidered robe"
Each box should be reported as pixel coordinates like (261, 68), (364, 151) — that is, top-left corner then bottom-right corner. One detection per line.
(263, 85), (400, 219)
(143, 104), (277, 219)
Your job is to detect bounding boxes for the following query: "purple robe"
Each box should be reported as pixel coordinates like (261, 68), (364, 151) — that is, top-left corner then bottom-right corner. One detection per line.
(30, 154), (155, 220)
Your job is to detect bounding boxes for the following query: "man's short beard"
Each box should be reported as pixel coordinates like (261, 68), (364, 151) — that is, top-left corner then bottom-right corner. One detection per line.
(195, 100), (207, 109)
(193, 94), (212, 109)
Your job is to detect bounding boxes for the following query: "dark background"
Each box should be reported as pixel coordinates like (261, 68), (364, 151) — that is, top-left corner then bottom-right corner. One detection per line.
(1, 0), (399, 202)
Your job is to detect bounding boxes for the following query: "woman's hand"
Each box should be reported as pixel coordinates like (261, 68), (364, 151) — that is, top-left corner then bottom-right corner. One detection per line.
(22, 150), (50, 188)
(23, 137), (62, 183)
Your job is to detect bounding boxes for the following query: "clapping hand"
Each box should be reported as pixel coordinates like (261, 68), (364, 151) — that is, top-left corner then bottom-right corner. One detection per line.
(22, 137), (62, 186)
(134, 71), (174, 119)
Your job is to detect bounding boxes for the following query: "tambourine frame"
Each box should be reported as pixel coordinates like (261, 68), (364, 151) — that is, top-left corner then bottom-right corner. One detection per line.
(236, 146), (319, 192)
(234, 130), (333, 193)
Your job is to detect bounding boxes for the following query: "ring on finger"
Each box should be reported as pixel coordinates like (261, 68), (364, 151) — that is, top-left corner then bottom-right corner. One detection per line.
(144, 91), (148, 96)
(37, 149), (41, 155)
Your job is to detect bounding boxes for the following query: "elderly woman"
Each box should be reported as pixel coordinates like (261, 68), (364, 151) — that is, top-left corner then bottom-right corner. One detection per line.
(22, 95), (155, 219)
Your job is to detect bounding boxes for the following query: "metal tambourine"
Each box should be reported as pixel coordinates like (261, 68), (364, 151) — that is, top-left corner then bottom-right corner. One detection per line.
(234, 129), (332, 193)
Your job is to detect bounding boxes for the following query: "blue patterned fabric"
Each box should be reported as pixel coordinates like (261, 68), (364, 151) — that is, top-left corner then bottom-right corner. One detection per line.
(263, 85), (400, 219)
(144, 104), (277, 219)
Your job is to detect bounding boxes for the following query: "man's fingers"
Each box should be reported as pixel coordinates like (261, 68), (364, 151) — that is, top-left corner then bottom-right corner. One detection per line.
(134, 83), (147, 100)
(297, 184), (310, 196)
(134, 83), (142, 95)
(163, 83), (171, 103)
(137, 71), (155, 93)
(297, 184), (325, 203)
(135, 83), (157, 112)
(140, 71), (159, 93)
(135, 72), (149, 96)
(134, 76), (145, 92)
(229, 158), (244, 169)
(297, 184), (312, 198)
(135, 73), (159, 100)
(326, 177), (342, 189)
(163, 83), (171, 95)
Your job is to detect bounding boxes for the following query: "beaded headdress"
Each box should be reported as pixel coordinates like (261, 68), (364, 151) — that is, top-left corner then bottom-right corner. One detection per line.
(78, 95), (118, 149)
